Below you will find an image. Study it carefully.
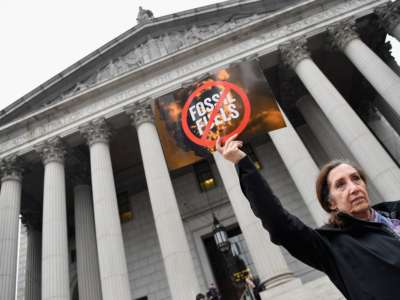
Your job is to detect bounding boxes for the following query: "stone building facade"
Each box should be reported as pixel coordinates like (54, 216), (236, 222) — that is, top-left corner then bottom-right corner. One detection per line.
(1, 0), (400, 299)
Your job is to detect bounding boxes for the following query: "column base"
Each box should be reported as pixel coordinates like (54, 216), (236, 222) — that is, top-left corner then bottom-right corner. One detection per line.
(259, 278), (315, 300)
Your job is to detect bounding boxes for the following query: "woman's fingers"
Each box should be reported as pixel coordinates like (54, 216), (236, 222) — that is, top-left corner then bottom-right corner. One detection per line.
(225, 133), (239, 146)
(215, 134), (245, 163)
(227, 140), (242, 152)
(216, 134), (242, 157)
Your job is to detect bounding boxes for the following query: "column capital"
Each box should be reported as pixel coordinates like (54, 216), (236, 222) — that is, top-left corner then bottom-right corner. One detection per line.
(35, 137), (66, 165)
(328, 19), (359, 50)
(0, 155), (23, 182)
(125, 100), (154, 128)
(80, 118), (112, 146)
(279, 37), (310, 69)
(375, 2), (400, 34)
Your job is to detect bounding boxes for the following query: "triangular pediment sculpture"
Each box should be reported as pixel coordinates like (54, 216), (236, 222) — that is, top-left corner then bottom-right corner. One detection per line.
(0, 0), (299, 124)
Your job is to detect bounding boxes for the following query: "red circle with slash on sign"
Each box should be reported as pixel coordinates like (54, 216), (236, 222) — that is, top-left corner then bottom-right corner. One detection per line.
(181, 80), (251, 148)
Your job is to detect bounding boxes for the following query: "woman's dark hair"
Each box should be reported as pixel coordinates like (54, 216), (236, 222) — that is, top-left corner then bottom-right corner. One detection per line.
(316, 159), (367, 216)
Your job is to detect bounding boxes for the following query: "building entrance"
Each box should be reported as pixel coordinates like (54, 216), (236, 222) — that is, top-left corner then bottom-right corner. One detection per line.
(203, 225), (248, 300)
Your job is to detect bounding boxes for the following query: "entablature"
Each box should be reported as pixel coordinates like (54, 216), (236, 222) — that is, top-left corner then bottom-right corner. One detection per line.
(0, 0), (301, 124)
(0, 0), (388, 159)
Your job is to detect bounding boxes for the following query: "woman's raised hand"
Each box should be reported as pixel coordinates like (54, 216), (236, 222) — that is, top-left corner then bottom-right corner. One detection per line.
(216, 133), (246, 164)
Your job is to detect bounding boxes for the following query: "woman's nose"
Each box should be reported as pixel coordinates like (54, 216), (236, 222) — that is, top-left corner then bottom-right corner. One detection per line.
(348, 181), (361, 194)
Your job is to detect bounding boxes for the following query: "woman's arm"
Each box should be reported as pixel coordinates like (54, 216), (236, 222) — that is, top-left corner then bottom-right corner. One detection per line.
(216, 134), (331, 271)
(237, 155), (329, 271)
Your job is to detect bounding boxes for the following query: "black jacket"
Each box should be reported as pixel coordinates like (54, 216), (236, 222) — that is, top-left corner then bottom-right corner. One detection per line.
(237, 156), (400, 300)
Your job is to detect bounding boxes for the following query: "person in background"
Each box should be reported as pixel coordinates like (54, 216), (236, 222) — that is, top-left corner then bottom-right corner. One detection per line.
(196, 293), (206, 300)
(206, 283), (221, 300)
(245, 274), (261, 300)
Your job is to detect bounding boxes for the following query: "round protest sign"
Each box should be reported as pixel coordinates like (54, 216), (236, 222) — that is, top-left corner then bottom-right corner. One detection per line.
(181, 81), (251, 148)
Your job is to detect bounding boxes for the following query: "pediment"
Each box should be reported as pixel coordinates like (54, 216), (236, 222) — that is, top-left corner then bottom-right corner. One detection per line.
(0, 0), (301, 124)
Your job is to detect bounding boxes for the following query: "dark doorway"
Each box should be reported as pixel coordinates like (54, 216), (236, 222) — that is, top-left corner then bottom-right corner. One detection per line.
(203, 225), (246, 300)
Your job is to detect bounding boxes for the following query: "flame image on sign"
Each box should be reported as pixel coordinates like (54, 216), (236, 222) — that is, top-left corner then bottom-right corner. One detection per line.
(154, 60), (286, 170)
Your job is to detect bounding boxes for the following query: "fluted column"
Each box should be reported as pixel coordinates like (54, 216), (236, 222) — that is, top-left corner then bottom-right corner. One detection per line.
(280, 38), (400, 202)
(296, 95), (357, 161)
(213, 153), (313, 299)
(296, 95), (382, 203)
(73, 168), (102, 300)
(367, 110), (400, 165)
(375, 41), (400, 135)
(328, 20), (400, 117)
(269, 110), (327, 226)
(25, 228), (42, 300)
(0, 155), (23, 299)
(127, 102), (201, 300)
(80, 119), (131, 300)
(376, 2), (400, 41)
(36, 137), (70, 300)
(375, 96), (400, 136)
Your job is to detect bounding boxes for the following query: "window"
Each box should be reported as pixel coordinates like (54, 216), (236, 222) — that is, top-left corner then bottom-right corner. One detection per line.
(117, 191), (133, 223)
(194, 159), (217, 192)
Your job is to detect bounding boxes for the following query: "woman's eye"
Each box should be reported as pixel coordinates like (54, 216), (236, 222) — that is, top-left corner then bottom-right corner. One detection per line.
(335, 181), (345, 189)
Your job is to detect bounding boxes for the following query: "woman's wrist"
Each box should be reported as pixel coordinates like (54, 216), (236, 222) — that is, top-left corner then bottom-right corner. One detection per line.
(233, 151), (247, 164)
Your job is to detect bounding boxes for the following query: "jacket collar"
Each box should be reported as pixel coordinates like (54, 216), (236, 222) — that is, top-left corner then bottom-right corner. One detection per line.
(316, 200), (400, 233)
(371, 201), (400, 219)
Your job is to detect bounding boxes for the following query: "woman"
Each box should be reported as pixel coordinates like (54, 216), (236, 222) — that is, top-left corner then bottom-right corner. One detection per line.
(216, 134), (400, 300)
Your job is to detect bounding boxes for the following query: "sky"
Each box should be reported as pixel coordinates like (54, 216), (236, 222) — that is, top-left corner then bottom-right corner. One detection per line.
(0, 0), (399, 111)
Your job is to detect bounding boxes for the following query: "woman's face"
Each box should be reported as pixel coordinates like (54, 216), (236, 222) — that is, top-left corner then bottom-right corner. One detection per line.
(327, 164), (370, 219)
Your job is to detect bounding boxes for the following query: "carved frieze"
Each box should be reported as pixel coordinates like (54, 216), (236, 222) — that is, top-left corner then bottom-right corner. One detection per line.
(35, 137), (66, 165)
(0, 155), (23, 182)
(50, 13), (267, 104)
(375, 1), (400, 33)
(0, 0), (386, 156)
(328, 19), (360, 50)
(80, 118), (112, 146)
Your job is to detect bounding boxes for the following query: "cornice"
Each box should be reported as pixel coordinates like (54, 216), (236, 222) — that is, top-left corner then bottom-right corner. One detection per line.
(0, 0), (298, 123)
(0, 0), (389, 159)
(375, 1), (400, 33)
(0, 0), (363, 133)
